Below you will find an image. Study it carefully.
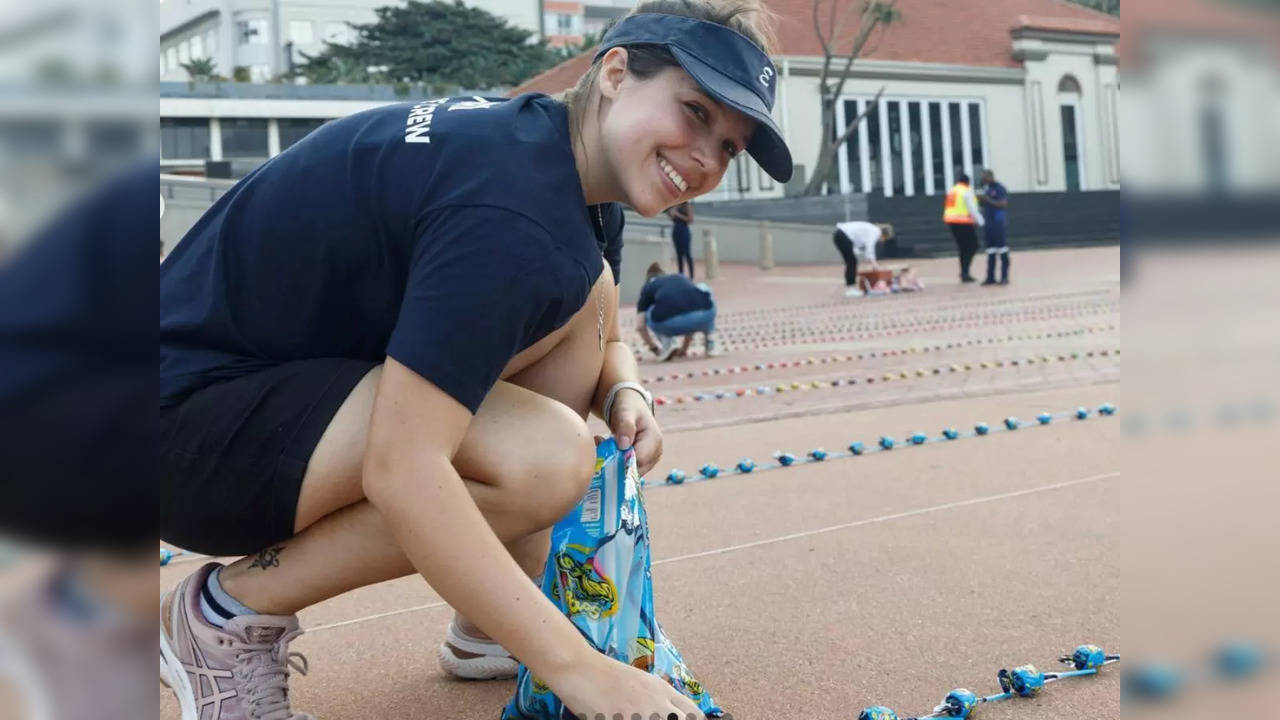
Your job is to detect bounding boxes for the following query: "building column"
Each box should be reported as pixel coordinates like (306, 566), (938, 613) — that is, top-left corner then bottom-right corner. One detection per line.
(267, 118), (281, 157)
(878, 99), (892, 197)
(221, 0), (236, 81)
(209, 118), (223, 160)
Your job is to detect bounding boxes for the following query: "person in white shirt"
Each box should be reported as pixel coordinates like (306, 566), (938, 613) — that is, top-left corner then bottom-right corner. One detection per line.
(832, 220), (884, 297)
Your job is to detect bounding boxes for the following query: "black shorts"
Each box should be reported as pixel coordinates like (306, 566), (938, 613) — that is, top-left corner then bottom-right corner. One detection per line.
(160, 358), (377, 556)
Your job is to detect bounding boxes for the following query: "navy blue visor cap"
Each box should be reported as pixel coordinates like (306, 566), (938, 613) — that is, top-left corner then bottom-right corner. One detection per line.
(595, 13), (793, 183)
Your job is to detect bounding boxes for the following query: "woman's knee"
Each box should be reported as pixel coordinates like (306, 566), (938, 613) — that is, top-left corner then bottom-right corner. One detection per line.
(526, 413), (596, 529)
(457, 388), (597, 529)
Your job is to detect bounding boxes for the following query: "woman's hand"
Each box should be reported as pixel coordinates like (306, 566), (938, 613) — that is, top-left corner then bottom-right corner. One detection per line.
(549, 654), (704, 720)
(608, 389), (663, 476)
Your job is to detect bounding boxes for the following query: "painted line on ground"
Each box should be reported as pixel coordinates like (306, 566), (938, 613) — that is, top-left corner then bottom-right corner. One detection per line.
(304, 471), (1117, 634)
(651, 471), (1118, 566)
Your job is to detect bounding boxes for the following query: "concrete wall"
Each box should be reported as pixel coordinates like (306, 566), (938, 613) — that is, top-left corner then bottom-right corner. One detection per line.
(692, 194), (869, 225)
(623, 213), (837, 264)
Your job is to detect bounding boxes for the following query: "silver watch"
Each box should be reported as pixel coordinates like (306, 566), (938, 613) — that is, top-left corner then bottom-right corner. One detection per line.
(603, 381), (654, 426)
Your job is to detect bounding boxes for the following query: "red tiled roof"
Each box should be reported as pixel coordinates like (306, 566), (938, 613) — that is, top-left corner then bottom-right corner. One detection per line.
(771, 0), (1116, 68)
(1014, 14), (1120, 36)
(511, 49), (595, 96)
(514, 0), (1119, 95)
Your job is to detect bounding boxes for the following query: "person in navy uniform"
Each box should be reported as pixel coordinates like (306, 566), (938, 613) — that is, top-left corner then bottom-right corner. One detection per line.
(979, 168), (1011, 285)
(666, 201), (696, 279)
(158, 2), (792, 718)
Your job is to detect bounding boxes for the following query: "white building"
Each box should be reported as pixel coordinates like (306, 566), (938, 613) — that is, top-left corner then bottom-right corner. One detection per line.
(158, 0), (631, 84)
(517, 0), (1121, 198)
(159, 82), (444, 168)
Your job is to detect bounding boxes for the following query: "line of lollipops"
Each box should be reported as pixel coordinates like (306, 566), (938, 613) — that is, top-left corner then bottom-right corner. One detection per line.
(658, 403), (1117, 486)
(706, 287), (1115, 324)
(859, 644), (1120, 720)
(700, 295), (1115, 333)
(650, 349), (1119, 407)
(707, 305), (1117, 352)
(643, 323), (1116, 384)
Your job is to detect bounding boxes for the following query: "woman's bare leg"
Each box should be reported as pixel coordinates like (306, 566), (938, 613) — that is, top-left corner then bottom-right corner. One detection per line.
(214, 272), (616, 618)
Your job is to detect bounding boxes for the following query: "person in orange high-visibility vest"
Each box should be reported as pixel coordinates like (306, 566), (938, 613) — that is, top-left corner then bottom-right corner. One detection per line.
(942, 172), (985, 283)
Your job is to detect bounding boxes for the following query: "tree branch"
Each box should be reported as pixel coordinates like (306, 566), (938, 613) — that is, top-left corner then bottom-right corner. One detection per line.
(828, 0), (891, 111)
(812, 0), (833, 59)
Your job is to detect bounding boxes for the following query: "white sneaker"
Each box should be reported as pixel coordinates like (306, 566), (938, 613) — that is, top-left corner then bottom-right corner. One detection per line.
(844, 287), (864, 297)
(655, 335), (678, 362)
(437, 622), (518, 680)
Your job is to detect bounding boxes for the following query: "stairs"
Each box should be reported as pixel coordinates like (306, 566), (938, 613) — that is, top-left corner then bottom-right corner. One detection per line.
(868, 191), (1121, 258)
(689, 191), (1121, 258)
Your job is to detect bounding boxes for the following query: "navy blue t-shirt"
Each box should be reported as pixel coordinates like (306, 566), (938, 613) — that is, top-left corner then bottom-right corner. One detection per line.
(982, 182), (1008, 224)
(161, 94), (623, 413)
(636, 274), (712, 322)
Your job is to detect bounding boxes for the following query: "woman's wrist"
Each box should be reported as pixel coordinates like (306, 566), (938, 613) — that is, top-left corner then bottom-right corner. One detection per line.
(534, 637), (603, 685)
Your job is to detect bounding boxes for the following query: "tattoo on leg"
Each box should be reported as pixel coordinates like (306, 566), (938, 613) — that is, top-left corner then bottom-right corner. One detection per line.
(249, 545), (285, 570)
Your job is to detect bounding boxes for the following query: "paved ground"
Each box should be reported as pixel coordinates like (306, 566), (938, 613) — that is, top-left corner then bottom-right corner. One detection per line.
(162, 247), (1121, 720)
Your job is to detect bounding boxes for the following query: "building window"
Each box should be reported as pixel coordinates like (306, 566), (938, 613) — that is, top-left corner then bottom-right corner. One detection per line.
(928, 102), (945, 191)
(205, 29), (217, 55)
(289, 20), (314, 44)
(279, 118), (327, 151)
(840, 99), (862, 193)
(160, 54), (167, 76)
(734, 154), (751, 193)
(837, 95), (988, 197)
(177, 40), (190, 64)
(239, 18), (269, 45)
(323, 22), (351, 44)
(220, 118), (269, 158)
(908, 101), (925, 196)
(189, 34), (204, 59)
(161, 118), (211, 160)
(544, 12), (582, 35)
(1060, 104), (1082, 191)
(865, 100), (882, 193)
(968, 102), (985, 179)
(166, 47), (178, 71)
(1058, 74), (1084, 191)
(886, 102), (903, 196)
(947, 102), (964, 182)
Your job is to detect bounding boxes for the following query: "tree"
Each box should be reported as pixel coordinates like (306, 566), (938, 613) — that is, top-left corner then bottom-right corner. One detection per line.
(180, 57), (222, 84)
(297, 0), (560, 89)
(804, 0), (900, 196)
(1064, 0), (1119, 15)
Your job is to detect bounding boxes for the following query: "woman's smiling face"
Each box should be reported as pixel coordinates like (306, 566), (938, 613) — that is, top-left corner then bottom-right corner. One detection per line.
(596, 54), (756, 217)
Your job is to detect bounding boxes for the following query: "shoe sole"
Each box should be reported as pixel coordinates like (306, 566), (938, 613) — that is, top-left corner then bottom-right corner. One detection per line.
(437, 643), (518, 680)
(159, 592), (199, 720)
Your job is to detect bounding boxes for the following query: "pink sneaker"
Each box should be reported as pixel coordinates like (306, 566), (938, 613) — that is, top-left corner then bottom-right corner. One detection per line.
(160, 562), (312, 720)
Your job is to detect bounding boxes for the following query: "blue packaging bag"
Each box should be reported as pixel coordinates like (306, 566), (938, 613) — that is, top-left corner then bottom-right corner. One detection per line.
(502, 438), (723, 719)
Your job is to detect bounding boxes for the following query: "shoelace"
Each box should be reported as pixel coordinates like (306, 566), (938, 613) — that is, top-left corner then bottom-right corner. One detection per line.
(234, 628), (311, 720)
